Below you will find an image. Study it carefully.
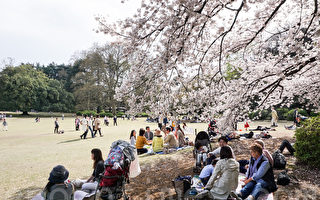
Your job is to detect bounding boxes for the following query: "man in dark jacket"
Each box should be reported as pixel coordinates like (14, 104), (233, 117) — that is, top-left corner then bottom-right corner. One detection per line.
(237, 144), (277, 200)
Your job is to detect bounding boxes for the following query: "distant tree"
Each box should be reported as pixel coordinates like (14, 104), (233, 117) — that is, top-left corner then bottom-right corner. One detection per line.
(0, 65), (74, 114)
(72, 44), (129, 114)
(36, 62), (80, 93)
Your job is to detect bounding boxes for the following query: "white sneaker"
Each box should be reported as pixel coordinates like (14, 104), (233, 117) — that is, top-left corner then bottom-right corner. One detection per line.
(246, 195), (254, 200)
(195, 189), (209, 198)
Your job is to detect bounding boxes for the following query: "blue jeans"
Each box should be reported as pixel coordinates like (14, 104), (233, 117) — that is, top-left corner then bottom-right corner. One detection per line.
(240, 179), (269, 199)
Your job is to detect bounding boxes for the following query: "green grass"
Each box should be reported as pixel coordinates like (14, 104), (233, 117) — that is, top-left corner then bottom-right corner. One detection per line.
(0, 118), (295, 199)
(0, 117), (206, 199)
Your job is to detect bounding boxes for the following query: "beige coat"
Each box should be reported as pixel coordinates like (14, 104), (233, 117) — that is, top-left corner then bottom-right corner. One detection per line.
(164, 132), (178, 148)
(205, 158), (239, 199)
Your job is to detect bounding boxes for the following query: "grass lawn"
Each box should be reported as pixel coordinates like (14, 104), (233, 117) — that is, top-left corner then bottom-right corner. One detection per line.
(0, 117), (295, 199)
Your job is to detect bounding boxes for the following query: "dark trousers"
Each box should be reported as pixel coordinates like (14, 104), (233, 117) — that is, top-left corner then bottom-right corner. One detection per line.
(200, 176), (210, 186)
(94, 128), (102, 136)
(114, 121), (117, 126)
(80, 129), (88, 139)
(279, 139), (295, 155)
(88, 126), (94, 138)
(238, 160), (250, 174)
(137, 148), (148, 155)
(54, 126), (59, 133)
(158, 123), (162, 129)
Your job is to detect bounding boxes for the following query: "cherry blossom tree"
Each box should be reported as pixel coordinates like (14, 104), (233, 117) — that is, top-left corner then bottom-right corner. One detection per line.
(96, 0), (319, 131)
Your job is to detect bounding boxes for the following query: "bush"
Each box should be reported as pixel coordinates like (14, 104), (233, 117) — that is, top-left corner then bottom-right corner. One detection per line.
(276, 108), (289, 120)
(248, 109), (270, 120)
(294, 116), (320, 167)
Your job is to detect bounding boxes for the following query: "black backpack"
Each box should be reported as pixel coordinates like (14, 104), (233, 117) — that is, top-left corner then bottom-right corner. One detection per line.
(272, 151), (286, 169)
(277, 171), (290, 186)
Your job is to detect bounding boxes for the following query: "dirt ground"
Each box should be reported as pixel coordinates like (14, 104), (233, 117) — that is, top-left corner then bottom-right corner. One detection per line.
(127, 138), (320, 200)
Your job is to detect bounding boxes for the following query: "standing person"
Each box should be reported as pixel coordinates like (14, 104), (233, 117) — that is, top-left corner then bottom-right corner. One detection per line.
(198, 146), (239, 199)
(94, 115), (103, 137)
(130, 130), (136, 146)
(244, 118), (250, 131)
(113, 116), (118, 126)
(293, 108), (299, 126)
(104, 116), (107, 125)
(271, 107), (278, 127)
(54, 118), (59, 134)
(2, 119), (8, 131)
(145, 126), (153, 140)
(75, 116), (80, 131)
(92, 117), (96, 134)
(88, 116), (94, 138)
(80, 115), (89, 139)
(62, 114), (64, 120)
(236, 144), (277, 200)
(158, 115), (163, 129)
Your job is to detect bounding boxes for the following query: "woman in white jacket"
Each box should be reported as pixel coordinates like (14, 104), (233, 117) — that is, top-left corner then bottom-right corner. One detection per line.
(202, 146), (239, 199)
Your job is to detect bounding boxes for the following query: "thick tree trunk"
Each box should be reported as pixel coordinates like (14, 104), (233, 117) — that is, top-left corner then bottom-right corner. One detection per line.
(22, 111), (29, 115)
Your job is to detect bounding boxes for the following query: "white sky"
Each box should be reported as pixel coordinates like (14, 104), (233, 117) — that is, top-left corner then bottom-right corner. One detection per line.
(0, 0), (139, 66)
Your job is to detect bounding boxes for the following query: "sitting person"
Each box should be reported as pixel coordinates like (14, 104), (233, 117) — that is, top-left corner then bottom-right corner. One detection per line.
(152, 129), (164, 152)
(237, 144), (277, 200)
(130, 130), (136, 146)
(198, 146), (239, 199)
(278, 139), (295, 155)
(239, 140), (274, 174)
(42, 165), (74, 200)
(175, 125), (186, 147)
(136, 128), (151, 154)
(199, 158), (219, 186)
(145, 126), (154, 141)
(207, 136), (236, 164)
(164, 127), (178, 149)
(82, 149), (104, 192)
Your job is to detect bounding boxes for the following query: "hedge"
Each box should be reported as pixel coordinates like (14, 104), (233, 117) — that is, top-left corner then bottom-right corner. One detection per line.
(294, 115), (320, 167)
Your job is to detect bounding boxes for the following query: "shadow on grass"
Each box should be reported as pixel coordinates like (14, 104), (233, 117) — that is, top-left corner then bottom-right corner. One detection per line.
(58, 138), (82, 144)
(9, 186), (42, 200)
(58, 137), (95, 144)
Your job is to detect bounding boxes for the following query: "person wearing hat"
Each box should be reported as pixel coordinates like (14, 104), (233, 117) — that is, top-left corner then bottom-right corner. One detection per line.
(152, 129), (164, 152)
(41, 165), (74, 200)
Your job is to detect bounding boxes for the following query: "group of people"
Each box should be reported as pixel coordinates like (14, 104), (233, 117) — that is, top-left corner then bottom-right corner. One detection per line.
(33, 148), (105, 200)
(130, 124), (189, 155)
(75, 115), (103, 139)
(195, 135), (296, 200)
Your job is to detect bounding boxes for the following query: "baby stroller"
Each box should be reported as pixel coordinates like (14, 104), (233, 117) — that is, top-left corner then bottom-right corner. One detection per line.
(96, 140), (136, 200)
(193, 131), (212, 173)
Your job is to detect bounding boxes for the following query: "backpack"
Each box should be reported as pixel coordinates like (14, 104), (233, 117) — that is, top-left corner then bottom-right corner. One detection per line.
(172, 176), (191, 200)
(272, 151), (286, 169)
(277, 171), (290, 186)
(45, 183), (73, 200)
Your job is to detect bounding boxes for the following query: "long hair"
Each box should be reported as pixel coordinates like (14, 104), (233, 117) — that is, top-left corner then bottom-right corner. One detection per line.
(91, 148), (103, 169)
(130, 130), (136, 139)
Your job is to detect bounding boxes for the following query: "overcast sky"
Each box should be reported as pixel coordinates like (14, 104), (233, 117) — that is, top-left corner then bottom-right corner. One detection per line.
(0, 0), (139, 66)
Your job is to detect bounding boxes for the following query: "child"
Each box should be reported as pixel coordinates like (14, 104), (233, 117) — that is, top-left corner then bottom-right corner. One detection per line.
(2, 119), (8, 131)
(244, 118), (250, 131)
(199, 158), (219, 185)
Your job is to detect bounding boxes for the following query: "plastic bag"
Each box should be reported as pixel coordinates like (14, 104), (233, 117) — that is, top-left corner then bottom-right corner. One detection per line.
(129, 150), (141, 178)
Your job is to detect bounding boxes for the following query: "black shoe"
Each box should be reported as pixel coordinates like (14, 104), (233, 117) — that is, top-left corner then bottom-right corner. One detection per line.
(80, 135), (83, 139)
